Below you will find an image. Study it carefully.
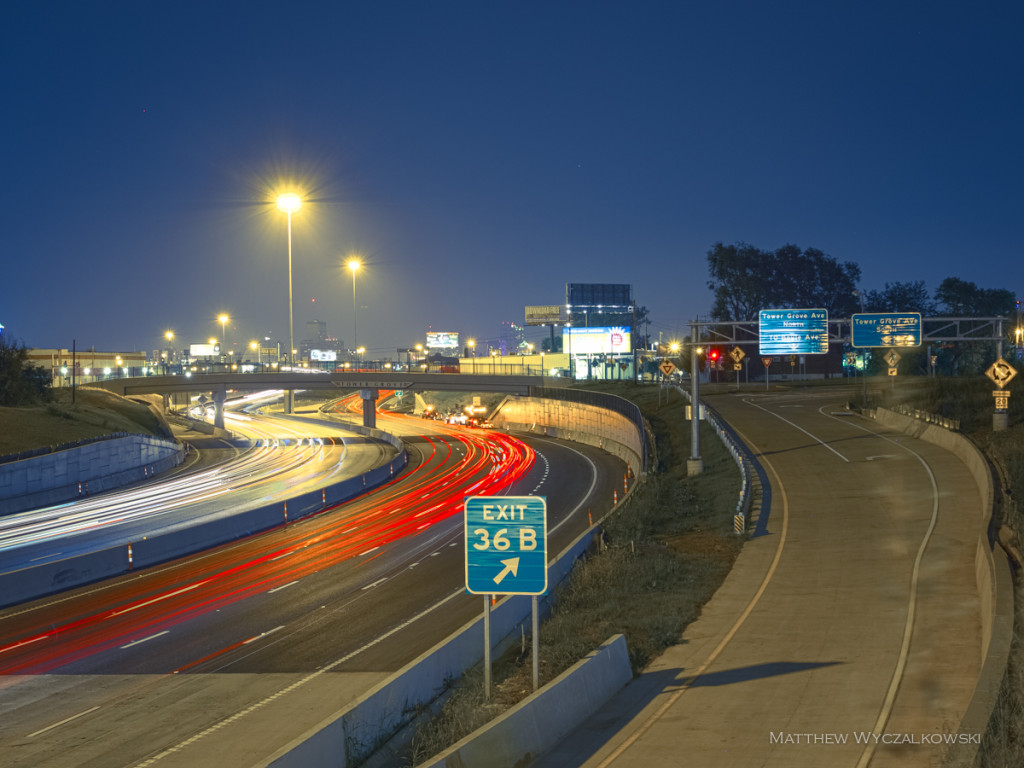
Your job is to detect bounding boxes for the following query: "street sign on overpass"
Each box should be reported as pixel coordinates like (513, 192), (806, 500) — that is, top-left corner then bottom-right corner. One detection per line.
(851, 313), (922, 347)
(758, 309), (829, 355)
(465, 496), (547, 595)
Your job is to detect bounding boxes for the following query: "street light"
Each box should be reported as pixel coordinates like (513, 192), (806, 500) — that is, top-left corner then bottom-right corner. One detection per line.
(277, 192), (302, 412)
(468, 338), (476, 373)
(218, 314), (229, 354)
(347, 258), (361, 352)
(250, 340), (261, 368)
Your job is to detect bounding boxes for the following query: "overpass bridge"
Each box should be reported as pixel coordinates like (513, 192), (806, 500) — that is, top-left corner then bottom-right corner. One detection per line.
(90, 370), (547, 429)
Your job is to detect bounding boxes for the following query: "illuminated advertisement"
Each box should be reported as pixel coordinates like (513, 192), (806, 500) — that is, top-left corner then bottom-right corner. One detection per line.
(189, 343), (220, 357)
(426, 331), (459, 349)
(310, 349), (337, 361)
(563, 326), (631, 354)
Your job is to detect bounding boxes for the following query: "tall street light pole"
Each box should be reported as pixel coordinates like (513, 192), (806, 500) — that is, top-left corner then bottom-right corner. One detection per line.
(218, 314), (229, 357)
(277, 193), (302, 413)
(348, 258), (361, 353)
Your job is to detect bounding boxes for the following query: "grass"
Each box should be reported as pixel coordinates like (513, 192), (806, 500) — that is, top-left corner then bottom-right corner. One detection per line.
(0, 387), (172, 456)
(403, 383), (743, 765)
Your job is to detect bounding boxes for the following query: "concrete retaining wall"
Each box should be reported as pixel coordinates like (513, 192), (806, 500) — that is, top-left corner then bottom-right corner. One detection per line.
(869, 408), (1013, 761)
(0, 435), (185, 516)
(493, 396), (644, 478)
(418, 635), (632, 768)
(0, 427), (408, 609)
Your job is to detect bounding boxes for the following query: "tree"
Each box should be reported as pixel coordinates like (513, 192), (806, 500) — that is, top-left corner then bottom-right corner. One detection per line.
(860, 281), (936, 314)
(934, 277), (1015, 316)
(707, 242), (861, 321)
(0, 334), (52, 406)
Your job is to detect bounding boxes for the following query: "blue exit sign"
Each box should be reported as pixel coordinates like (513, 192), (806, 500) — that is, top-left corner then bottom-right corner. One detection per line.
(465, 496), (548, 596)
(759, 309), (829, 355)
(851, 313), (922, 348)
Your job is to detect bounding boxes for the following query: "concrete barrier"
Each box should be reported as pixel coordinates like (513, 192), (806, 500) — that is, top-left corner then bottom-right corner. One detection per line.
(262, 519), (606, 768)
(493, 396), (645, 478)
(417, 635), (632, 768)
(0, 434), (408, 608)
(869, 408), (1013, 762)
(0, 435), (185, 515)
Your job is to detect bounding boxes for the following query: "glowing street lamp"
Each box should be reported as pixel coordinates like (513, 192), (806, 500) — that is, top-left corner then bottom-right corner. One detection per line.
(218, 313), (229, 353)
(276, 192), (302, 412)
(347, 258), (361, 351)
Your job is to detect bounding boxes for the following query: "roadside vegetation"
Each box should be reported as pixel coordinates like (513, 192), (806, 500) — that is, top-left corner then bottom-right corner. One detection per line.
(0, 387), (172, 456)
(402, 382), (743, 765)
(870, 377), (1023, 768)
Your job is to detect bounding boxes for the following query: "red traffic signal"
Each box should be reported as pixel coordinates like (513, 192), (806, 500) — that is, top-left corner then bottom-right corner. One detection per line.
(708, 348), (720, 362)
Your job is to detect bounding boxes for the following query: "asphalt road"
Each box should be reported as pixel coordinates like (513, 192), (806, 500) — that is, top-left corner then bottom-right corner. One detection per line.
(537, 386), (989, 768)
(0, 413), (624, 767)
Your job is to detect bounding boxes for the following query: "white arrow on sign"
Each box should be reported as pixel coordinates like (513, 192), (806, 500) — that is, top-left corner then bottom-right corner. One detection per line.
(493, 557), (520, 585)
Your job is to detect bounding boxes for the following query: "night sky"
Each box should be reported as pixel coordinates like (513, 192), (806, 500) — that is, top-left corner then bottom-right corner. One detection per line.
(2, 2), (1021, 356)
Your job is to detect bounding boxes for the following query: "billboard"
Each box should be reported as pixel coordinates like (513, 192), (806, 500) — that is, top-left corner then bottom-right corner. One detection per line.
(566, 283), (632, 307)
(758, 309), (829, 355)
(851, 313), (922, 348)
(310, 349), (338, 361)
(563, 326), (631, 354)
(189, 343), (220, 357)
(426, 331), (459, 349)
(525, 305), (567, 325)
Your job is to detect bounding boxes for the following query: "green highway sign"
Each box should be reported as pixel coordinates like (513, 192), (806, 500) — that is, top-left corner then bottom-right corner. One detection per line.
(851, 313), (922, 348)
(758, 309), (829, 355)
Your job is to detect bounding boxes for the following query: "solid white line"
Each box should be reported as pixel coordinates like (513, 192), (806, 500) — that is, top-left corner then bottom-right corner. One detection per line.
(134, 589), (467, 766)
(361, 578), (388, 590)
(744, 398), (851, 462)
(27, 706), (101, 738)
(121, 630), (170, 649)
(112, 582), (206, 615)
(243, 625), (285, 645)
(0, 633), (49, 655)
(267, 581), (299, 594)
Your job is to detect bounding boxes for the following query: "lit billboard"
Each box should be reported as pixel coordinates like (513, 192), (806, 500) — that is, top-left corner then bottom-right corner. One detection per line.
(525, 305), (567, 325)
(189, 343), (220, 357)
(563, 326), (631, 354)
(759, 309), (829, 355)
(310, 349), (337, 361)
(426, 331), (459, 349)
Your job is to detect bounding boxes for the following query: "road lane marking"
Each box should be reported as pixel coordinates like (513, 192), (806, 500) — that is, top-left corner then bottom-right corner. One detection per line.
(121, 631), (170, 649)
(819, 406), (942, 768)
(243, 625), (285, 645)
(595, 419), (791, 767)
(111, 582), (206, 615)
(267, 580), (299, 593)
(134, 589), (467, 766)
(27, 706), (101, 738)
(744, 397), (851, 462)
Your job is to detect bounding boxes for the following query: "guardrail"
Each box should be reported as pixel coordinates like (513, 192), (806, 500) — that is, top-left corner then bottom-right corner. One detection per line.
(675, 385), (759, 535)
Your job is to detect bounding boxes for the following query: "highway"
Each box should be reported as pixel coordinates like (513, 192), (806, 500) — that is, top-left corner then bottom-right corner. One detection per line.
(537, 386), (992, 768)
(0, 405), (394, 567)
(0, 400), (627, 767)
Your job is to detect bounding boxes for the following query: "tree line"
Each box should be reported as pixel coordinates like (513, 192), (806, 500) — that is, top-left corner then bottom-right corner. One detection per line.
(706, 242), (1016, 321)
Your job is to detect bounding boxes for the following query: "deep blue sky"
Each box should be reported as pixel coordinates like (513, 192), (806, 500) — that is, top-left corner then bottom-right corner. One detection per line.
(2, 1), (1021, 355)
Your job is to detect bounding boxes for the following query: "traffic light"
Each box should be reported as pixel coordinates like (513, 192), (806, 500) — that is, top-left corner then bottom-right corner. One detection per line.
(708, 348), (720, 363)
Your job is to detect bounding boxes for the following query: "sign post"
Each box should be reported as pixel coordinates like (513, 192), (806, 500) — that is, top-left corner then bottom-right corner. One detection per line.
(986, 358), (1018, 432)
(465, 496), (548, 696)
